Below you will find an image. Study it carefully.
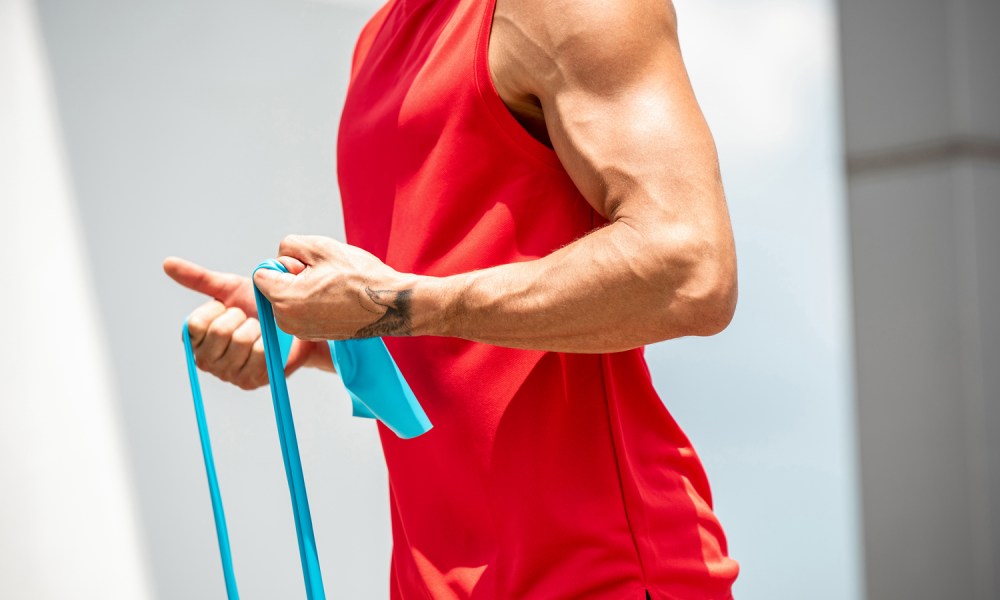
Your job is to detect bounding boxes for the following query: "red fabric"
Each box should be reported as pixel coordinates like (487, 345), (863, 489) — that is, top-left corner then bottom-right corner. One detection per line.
(336, 1), (740, 598)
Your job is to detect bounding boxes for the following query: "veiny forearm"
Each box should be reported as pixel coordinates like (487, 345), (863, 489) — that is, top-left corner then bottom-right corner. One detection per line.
(408, 217), (735, 353)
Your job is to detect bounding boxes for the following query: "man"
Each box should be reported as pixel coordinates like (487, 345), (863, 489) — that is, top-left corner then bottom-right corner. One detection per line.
(165, 0), (739, 597)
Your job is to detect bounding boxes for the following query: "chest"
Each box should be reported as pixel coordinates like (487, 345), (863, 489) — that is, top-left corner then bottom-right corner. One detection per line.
(335, 0), (593, 276)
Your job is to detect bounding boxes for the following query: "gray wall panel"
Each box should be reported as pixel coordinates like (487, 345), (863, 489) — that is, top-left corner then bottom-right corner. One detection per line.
(839, 0), (1000, 597)
(848, 163), (979, 599)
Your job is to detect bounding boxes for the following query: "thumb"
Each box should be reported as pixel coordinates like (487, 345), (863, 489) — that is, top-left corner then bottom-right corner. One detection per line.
(163, 256), (240, 300)
(252, 267), (296, 301)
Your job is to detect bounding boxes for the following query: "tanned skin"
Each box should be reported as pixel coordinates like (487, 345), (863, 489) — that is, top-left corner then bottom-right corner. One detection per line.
(163, 0), (737, 389)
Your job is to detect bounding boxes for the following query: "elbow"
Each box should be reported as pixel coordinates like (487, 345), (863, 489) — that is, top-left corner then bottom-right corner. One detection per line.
(684, 268), (737, 336)
(656, 234), (738, 338)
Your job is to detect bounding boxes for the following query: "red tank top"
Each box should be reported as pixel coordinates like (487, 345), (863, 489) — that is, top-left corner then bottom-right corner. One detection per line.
(336, 1), (739, 598)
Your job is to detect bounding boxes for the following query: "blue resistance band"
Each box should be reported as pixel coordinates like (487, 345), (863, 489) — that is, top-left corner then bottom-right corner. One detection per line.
(181, 259), (432, 599)
(182, 321), (240, 599)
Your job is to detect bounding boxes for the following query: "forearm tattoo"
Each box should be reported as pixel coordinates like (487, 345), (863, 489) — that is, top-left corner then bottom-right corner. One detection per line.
(354, 287), (414, 338)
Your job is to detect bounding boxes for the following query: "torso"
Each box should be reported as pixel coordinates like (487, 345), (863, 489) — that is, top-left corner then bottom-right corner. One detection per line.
(336, 1), (739, 598)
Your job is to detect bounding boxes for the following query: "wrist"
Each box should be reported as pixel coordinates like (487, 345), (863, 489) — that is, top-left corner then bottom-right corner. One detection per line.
(406, 273), (463, 338)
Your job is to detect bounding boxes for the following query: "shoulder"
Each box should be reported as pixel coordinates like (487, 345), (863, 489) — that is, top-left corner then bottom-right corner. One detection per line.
(492, 0), (680, 100)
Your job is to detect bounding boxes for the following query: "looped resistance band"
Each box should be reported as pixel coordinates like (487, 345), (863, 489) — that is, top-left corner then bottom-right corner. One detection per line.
(181, 259), (432, 599)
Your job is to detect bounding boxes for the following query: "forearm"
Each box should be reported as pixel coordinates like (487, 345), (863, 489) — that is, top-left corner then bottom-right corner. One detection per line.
(409, 218), (736, 353)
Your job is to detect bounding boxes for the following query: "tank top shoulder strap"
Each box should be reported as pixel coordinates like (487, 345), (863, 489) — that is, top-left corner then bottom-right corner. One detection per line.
(349, 1), (398, 84)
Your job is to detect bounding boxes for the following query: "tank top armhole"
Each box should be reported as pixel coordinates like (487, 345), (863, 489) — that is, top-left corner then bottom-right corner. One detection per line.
(473, 0), (565, 170)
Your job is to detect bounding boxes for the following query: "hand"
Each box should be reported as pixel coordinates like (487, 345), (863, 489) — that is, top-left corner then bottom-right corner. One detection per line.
(164, 256), (330, 389)
(252, 235), (418, 341)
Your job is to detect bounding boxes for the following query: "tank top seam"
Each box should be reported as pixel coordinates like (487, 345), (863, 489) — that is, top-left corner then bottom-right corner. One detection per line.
(596, 353), (651, 589)
(473, 0), (565, 171)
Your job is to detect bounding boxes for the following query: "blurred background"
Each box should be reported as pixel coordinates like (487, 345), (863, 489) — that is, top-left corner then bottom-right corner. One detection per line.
(0, 0), (996, 598)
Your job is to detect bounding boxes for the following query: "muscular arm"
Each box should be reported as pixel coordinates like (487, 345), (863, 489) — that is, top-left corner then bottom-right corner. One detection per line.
(255, 0), (736, 354)
(407, 0), (736, 352)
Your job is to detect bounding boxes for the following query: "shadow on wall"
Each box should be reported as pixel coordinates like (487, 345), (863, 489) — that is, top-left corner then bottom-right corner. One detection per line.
(1, 0), (151, 596)
(32, 0), (392, 598)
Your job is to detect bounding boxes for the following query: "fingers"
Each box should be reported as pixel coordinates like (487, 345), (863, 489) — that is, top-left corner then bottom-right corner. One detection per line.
(197, 307), (247, 364)
(208, 317), (258, 382)
(175, 246), (335, 391)
(188, 304), (271, 390)
(304, 339), (336, 374)
(186, 300), (227, 347)
(277, 234), (334, 265)
(164, 256), (244, 302)
(235, 339), (269, 390)
(219, 321), (269, 390)
(284, 337), (316, 376)
(277, 255), (307, 275)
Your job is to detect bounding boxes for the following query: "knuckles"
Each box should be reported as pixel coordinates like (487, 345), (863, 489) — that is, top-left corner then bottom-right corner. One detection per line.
(188, 301), (226, 337)
(187, 318), (208, 336)
(278, 234), (340, 260)
(231, 322), (260, 347)
(206, 308), (245, 338)
(189, 334), (269, 390)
